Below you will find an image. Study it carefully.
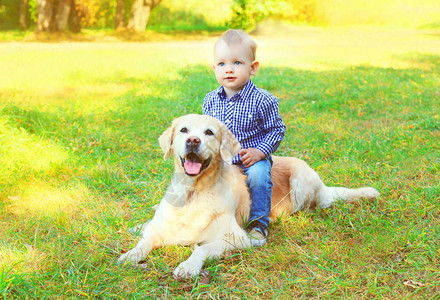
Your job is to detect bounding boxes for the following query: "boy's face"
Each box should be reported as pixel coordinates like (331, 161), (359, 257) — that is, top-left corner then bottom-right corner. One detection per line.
(213, 41), (259, 97)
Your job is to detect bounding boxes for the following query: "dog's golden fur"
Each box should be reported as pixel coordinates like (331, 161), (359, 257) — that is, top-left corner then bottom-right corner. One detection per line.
(118, 114), (379, 278)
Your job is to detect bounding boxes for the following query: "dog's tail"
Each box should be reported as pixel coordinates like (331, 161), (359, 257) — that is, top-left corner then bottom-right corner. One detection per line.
(318, 186), (380, 208)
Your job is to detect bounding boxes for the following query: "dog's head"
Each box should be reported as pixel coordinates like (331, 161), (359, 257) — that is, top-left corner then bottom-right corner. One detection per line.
(158, 114), (241, 177)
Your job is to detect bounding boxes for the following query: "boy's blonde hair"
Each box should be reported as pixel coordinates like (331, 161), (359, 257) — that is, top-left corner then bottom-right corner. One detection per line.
(215, 29), (257, 61)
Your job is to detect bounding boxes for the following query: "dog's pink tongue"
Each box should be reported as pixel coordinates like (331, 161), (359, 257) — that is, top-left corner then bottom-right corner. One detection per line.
(184, 161), (202, 175)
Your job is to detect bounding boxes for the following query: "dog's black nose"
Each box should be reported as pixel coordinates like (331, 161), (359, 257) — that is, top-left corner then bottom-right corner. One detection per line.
(186, 136), (200, 150)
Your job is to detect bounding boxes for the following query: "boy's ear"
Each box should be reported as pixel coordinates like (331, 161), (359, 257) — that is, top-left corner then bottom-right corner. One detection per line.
(250, 60), (259, 76)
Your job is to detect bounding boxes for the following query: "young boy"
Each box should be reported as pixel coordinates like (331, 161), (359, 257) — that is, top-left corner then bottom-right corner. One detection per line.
(203, 29), (286, 246)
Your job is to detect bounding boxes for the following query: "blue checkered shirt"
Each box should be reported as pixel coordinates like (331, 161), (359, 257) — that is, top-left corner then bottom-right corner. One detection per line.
(203, 80), (286, 164)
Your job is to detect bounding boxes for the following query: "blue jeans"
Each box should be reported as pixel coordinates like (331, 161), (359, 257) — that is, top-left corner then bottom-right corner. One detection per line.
(239, 156), (273, 230)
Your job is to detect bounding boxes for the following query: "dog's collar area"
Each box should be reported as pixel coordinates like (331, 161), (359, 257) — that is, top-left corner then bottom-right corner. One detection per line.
(180, 153), (211, 176)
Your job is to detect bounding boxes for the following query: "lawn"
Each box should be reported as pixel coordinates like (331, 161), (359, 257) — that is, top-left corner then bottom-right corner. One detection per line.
(1, 27), (439, 298)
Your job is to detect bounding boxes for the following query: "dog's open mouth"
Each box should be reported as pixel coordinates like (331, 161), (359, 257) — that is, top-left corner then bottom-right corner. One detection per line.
(181, 153), (210, 176)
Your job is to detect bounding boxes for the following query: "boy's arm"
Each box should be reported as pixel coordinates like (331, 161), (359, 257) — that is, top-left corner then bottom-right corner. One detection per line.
(203, 91), (219, 116)
(256, 97), (286, 157)
(202, 94), (210, 115)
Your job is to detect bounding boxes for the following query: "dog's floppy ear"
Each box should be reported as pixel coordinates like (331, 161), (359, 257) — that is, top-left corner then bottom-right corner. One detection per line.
(159, 117), (181, 160)
(220, 124), (241, 164)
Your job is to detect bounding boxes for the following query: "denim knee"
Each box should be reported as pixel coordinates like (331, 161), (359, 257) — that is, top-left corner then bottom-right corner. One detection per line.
(244, 158), (272, 188)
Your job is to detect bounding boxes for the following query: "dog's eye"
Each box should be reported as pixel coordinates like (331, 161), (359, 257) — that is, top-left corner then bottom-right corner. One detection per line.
(180, 127), (188, 133)
(205, 129), (214, 136)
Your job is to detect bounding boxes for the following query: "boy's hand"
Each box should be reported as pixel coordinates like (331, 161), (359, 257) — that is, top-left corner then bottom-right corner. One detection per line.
(239, 148), (266, 168)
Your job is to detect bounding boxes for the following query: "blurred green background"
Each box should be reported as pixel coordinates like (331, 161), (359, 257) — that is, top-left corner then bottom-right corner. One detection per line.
(1, 0), (439, 34)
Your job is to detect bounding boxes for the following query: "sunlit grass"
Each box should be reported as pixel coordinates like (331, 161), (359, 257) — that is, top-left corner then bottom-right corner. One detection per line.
(314, 0), (440, 28)
(5, 181), (87, 217)
(257, 26), (440, 70)
(0, 244), (47, 274)
(0, 28), (439, 297)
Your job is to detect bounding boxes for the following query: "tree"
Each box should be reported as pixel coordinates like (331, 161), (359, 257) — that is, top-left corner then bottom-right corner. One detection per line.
(36, 0), (53, 32)
(35, 0), (81, 32)
(229, 0), (315, 31)
(115, 0), (125, 29)
(19, 0), (28, 30)
(68, 0), (80, 33)
(54, 0), (72, 31)
(127, 0), (162, 32)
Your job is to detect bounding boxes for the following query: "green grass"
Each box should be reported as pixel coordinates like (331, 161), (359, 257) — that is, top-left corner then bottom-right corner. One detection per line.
(0, 28), (221, 42)
(1, 28), (439, 298)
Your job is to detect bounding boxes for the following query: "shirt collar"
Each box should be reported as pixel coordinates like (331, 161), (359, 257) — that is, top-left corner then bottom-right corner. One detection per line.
(216, 86), (227, 100)
(238, 79), (255, 101)
(217, 80), (256, 101)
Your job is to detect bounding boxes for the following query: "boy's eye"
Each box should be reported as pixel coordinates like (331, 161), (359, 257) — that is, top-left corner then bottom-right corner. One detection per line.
(218, 62), (225, 66)
(234, 61), (242, 65)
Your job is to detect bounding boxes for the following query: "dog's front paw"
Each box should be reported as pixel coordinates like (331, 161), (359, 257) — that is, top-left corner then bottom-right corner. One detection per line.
(118, 248), (144, 265)
(128, 221), (150, 237)
(173, 260), (202, 279)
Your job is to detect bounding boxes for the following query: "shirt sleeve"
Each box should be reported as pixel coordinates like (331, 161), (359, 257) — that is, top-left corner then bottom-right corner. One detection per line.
(203, 92), (215, 116)
(202, 94), (209, 115)
(256, 96), (286, 156)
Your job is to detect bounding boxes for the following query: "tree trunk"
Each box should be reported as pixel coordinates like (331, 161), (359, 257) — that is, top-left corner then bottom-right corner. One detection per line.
(127, 0), (162, 32)
(36, 0), (53, 32)
(68, 0), (81, 33)
(54, 0), (72, 32)
(19, 0), (28, 30)
(115, 0), (126, 29)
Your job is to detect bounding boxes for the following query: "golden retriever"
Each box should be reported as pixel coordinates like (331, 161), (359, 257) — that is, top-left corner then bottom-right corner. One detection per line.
(118, 114), (379, 278)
